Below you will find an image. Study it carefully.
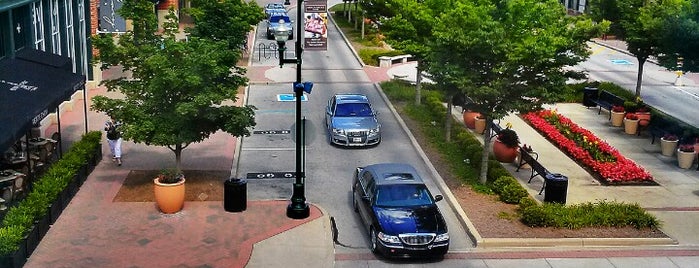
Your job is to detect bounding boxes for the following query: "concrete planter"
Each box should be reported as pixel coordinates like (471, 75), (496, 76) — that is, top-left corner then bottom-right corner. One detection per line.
(677, 150), (696, 169)
(660, 138), (678, 156)
(610, 111), (624, 127)
(624, 118), (639, 135)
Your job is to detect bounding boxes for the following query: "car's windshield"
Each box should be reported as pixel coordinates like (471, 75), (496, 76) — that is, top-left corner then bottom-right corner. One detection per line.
(270, 16), (290, 23)
(375, 184), (433, 207)
(335, 103), (373, 117)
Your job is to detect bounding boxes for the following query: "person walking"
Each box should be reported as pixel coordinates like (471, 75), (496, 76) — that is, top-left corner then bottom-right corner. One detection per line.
(105, 119), (123, 166)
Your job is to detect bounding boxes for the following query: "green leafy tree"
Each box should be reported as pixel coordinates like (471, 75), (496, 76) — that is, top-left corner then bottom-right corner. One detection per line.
(185, 0), (265, 50)
(588, 0), (624, 37)
(428, 0), (607, 183)
(91, 1), (256, 172)
(618, 0), (685, 96)
(657, 0), (699, 73)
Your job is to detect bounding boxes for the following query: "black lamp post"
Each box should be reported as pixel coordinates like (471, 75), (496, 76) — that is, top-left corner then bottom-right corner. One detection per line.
(275, 11), (310, 219)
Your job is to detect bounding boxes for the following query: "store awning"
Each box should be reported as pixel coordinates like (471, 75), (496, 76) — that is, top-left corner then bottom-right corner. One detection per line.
(0, 49), (86, 153)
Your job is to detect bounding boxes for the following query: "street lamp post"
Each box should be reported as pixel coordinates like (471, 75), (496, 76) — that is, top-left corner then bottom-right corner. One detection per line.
(275, 9), (310, 219)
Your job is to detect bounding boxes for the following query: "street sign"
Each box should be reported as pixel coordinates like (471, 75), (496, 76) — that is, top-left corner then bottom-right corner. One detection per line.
(277, 94), (308, 102)
(246, 172), (296, 179)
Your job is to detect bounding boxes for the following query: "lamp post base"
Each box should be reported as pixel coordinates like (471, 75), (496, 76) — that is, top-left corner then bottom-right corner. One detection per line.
(286, 202), (310, 219)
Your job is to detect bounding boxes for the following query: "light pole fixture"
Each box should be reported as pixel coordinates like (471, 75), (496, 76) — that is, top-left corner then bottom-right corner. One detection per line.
(276, 6), (311, 219)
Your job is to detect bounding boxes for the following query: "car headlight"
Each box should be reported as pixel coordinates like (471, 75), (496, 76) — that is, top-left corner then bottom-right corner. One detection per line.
(369, 126), (380, 134)
(332, 128), (345, 135)
(434, 233), (449, 243)
(377, 232), (401, 244)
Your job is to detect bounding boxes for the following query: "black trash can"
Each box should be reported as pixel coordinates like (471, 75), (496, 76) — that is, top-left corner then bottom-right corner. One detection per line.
(544, 173), (568, 204)
(582, 87), (599, 107)
(224, 178), (247, 212)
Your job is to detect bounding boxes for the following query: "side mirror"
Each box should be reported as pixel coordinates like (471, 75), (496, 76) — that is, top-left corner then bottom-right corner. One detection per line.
(434, 195), (443, 202)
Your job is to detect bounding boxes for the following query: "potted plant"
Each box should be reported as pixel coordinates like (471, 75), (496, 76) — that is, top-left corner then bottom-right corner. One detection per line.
(610, 105), (625, 127)
(635, 104), (651, 127)
(463, 110), (481, 129)
(624, 113), (639, 135)
(660, 134), (679, 156)
(153, 169), (186, 214)
(492, 128), (519, 163)
(474, 115), (487, 134)
(677, 143), (696, 169)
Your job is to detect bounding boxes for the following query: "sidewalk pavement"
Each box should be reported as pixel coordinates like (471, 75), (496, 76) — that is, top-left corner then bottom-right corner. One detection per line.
(23, 40), (699, 268)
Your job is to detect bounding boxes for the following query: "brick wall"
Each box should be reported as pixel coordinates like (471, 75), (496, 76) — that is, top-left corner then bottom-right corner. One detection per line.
(157, 0), (178, 10)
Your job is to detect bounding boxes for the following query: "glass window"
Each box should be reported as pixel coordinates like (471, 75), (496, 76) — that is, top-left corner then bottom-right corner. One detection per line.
(32, 2), (45, 50)
(375, 184), (432, 207)
(334, 103), (372, 117)
(50, 0), (61, 54)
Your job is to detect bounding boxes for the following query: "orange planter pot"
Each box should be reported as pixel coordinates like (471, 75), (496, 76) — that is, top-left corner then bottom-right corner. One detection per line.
(474, 118), (486, 134)
(463, 111), (480, 129)
(636, 112), (651, 127)
(492, 139), (518, 163)
(154, 178), (186, 214)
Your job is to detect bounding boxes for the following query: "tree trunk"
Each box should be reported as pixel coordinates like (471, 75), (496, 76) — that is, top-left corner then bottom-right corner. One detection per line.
(479, 119), (492, 184)
(635, 57), (647, 97)
(415, 62), (422, 105)
(175, 144), (183, 173)
(445, 100), (452, 142)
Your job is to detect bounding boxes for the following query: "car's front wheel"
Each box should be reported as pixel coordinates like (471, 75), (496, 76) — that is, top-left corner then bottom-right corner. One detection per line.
(370, 228), (380, 254)
(352, 193), (359, 212)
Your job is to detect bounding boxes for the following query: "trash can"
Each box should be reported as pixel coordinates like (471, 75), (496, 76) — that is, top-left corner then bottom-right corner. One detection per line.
(582, 87), (599, 107)
(543, 173), (568, 204)
(224, 178), (247, 212)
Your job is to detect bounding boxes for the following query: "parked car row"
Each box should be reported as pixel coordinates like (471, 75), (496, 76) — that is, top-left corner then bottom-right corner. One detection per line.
(264, 2), (294, 40)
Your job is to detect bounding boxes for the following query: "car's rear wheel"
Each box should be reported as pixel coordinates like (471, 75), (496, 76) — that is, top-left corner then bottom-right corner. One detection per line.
(370, 228), (380, 254)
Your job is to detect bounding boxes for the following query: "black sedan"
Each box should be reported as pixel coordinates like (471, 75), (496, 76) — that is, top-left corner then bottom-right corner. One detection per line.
(351, 163), (449, 258)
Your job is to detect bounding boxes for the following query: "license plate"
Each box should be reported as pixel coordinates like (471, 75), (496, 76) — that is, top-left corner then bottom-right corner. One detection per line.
(352, 138), (362, 142)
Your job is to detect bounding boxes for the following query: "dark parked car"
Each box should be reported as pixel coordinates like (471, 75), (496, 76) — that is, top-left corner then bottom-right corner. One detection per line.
(351, 163), (449, 258)
(264, 2), (286, 17)
(325, 94), (381, 147)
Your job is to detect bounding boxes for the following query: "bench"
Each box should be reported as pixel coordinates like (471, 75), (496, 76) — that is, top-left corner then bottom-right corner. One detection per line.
(589, 90), (625, 120)
(641, 114), (689, 144)
(379, 54), (412, 68)
(516, 146), (550, 194)
(489, 120), (503, 139)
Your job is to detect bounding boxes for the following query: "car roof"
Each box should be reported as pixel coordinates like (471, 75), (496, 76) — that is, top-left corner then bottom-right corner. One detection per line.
(269, 14), (290, 20)
(335, 94), (369, 104)
(363, 163), (424, 185)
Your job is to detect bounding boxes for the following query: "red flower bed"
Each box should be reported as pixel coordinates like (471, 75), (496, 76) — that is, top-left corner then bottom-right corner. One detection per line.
(523, 110), (654, 184)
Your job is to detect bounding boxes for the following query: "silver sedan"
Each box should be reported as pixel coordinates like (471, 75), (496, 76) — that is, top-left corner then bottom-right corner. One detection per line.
(325, 94), (381, 147)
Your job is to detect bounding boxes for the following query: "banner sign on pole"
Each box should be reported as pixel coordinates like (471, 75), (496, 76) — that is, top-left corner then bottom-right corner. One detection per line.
(98, 0), (126, 33)
(303, 0), (328, 51)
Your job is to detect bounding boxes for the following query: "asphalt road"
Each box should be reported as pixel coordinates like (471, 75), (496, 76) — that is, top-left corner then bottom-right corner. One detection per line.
(236, 4), (475, 259)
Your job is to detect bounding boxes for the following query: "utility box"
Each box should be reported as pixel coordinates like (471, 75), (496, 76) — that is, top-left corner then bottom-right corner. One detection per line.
(224, 178), (247, 212)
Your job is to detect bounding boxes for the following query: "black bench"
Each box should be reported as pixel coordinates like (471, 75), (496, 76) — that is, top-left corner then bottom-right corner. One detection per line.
(489, 120), (503, 139)
(639, 113), (689, 144)
(516, 146), (550, 194)
(590, 90), (625, 120)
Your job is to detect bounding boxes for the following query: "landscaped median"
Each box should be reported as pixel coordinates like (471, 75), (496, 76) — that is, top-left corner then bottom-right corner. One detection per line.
(523, 109), (654, 185)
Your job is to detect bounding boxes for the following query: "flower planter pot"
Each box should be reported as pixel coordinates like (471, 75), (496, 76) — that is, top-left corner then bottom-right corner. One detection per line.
(154, 178), (186, 213)
(610, 111), (625, 127)
(0, 239), (28, 268)
(463, 111), (480, 129)
(677, 150), (696, 169)
(636, 112), (651, 127)
(660, 138), (678, 156)
(624, 118), (639, 135)
(474, 118), (486, 134)
(492, 138), (518, 163)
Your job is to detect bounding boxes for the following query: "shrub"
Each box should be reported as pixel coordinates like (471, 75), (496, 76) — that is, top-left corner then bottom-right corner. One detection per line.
(496, 129), (519, 148)
(0, 226), (25, 254)
(491, 176), (516, 195)
(500, 183), (529, 204)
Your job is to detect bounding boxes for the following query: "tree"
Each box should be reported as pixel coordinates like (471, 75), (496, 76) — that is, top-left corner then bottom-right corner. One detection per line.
(374, 0), (463, 140)
(657, 0), (699, 73)
(428, 0), (607, 183)
(588, 0), (624, 37)
(91, 0), (257, 172)
(185, 0), (265, 50)
(618, 0), (685, 97)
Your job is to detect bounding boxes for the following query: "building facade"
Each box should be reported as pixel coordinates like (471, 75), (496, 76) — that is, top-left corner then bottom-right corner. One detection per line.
(1, 0), (91, 78)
